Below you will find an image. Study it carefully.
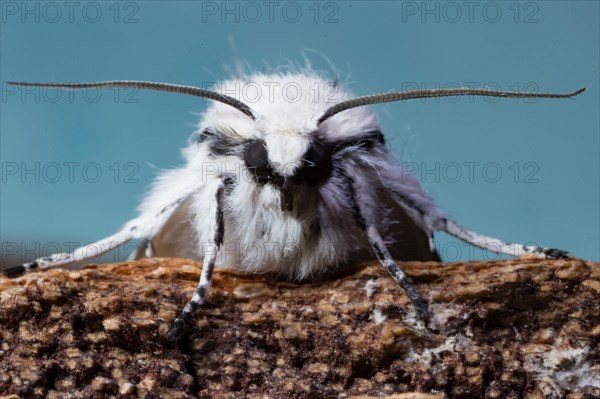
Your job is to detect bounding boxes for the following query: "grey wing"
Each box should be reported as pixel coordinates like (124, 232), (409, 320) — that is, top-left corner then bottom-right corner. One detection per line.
(376, 185), (441, 262)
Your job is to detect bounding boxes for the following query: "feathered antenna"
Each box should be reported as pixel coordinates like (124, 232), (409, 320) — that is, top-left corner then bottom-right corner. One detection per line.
(5, 80), (256, 120)
(318, 87), (586, 124)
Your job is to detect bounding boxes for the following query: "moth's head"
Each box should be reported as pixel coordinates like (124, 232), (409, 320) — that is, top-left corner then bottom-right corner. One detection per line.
(197, 73), (380, 211)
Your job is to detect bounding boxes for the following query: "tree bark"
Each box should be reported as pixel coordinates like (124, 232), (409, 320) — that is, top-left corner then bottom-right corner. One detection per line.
(1, 258), (599, 398)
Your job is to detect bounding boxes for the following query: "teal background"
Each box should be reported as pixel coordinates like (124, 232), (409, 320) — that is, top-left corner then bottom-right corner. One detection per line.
(1, 1), (598, 265)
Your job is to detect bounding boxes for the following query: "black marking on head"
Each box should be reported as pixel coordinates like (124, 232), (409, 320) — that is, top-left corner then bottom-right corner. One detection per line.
(295, 139), (334, 186)
(197, 129), (216, 143)
(244, 139), (274, 184)
(199, 129), (250, 157)
(210, 136), (248, 156)
(3, 264), (26, 278)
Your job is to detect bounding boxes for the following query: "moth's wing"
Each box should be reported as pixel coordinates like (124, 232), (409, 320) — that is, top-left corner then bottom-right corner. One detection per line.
(132, 197), (198, 260)
(377, 186), (441, 261)
(128, 150), (213, 261)
(355, 151), (442, 262)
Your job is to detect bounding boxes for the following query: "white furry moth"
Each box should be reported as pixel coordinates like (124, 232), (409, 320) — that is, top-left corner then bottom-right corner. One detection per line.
(3, 74), (585, 340)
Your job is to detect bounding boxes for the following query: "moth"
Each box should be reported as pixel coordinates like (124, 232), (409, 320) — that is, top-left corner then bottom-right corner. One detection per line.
(4, 72), (584, 340)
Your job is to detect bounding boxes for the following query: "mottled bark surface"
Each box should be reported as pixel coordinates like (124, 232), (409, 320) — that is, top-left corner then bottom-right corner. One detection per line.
(1, 258), (599, 399)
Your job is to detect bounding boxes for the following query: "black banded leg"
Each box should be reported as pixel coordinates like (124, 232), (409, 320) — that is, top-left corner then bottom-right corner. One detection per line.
(2, 230), (134, 278)
(167, 180), (226, 341)
(384, 182), (568, 260)
(3, 194), (193, 278)
(345, 173), (430, 324)
(366, 156), (570, 260)
(440, 219), (569, 259)
(3, 261), (39, 277)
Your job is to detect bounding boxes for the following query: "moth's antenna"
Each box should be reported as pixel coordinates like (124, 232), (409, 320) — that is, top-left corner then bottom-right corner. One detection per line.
(317, 87), (586, 124)
(5, 80), (256, 120)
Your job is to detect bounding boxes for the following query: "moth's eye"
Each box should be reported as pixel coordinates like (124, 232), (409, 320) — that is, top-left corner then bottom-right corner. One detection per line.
(244, 140), (272, 182)
(300, 140), (333, 185)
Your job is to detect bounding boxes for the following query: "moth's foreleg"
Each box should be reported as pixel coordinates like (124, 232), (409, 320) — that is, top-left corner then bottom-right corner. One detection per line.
(2, 229), (135, 278)
(439, 219), (569, 259)
(380, 172), (569, 260)
(344, 170), (430, 324)
(2, 194), (192, 278)
(167, 179), (226, 341)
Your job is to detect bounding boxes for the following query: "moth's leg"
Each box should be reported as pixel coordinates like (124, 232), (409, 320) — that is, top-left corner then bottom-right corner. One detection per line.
(167, 179), (226, 341)
(385, 186), (569, 260)
(353, 153), (569, 260)
(343, 170), (429, 324)
(440, 219), (569, 259)
(2, 229), (134, 278)
(3, 195), (190, 278)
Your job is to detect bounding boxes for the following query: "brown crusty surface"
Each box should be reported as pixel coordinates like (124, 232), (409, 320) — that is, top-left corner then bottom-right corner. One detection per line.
(1, 258), (599, 398)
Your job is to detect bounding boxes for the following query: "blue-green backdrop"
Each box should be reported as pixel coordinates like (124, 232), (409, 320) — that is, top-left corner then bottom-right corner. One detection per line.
(1, 1), (598, 265)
